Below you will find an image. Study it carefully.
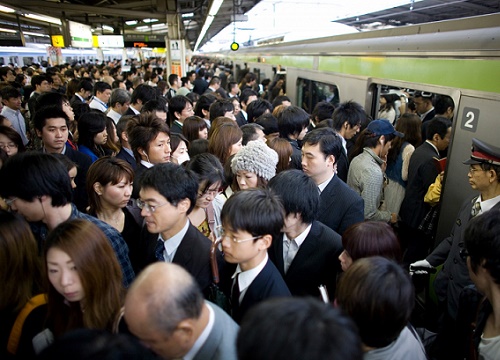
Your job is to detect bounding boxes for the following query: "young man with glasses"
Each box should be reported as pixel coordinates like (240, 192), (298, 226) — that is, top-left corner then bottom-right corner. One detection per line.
(410, 138), (500, 359)
(136, 162), (224, 297)
(220, 188), (291, 324)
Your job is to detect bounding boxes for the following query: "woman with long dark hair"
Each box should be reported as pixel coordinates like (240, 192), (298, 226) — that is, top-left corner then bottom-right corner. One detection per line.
(77, 111), (109, 162)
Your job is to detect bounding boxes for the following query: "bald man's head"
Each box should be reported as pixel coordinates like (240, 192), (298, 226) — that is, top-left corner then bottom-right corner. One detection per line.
(124, 263), (204, 359)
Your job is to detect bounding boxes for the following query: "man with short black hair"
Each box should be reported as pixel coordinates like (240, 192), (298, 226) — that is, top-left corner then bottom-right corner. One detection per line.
(400, 117), (452, 264)
(235, 89), (258, 127)
(1, 86), (28, 145)
(278, 106), (310, 170)
(0, 152), (134, 287)
(136, 163), (223, 294)
(237, 298), (362, 360)
(124, 84), (157, 116)
(89, 81), (112, 112)
(176, 76), (192, 97)
(168, 95), (194, 134)
(142, 98), (168, 122)
(302, 127), (364, 235)
(332, 100), (365, 182)
(166, 74), (180, 99)
(268, 170), (343, 297)
(70, 79), (93, 107)
(28, 75), (52, 120)
(241, 123), (266, 145)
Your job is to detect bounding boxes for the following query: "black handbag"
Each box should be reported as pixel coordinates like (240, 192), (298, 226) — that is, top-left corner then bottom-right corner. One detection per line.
(207, 239), (231, 314)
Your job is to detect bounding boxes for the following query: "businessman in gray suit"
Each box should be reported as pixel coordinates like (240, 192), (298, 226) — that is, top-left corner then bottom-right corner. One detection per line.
(125, 262), (239, 360)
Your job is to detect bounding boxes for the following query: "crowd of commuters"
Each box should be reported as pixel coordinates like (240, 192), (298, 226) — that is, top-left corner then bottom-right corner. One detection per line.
(0, 58), (498, 360)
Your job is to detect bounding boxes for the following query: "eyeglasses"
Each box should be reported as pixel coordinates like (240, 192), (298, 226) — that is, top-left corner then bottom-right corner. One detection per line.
(136, 198), (169, 213)
(198, 187), (221, 199)
(468, 166), (486, 174)
(216, 225), (262, 243)
(4, 197), (17, 208)
(0, 142), (17, 149)
(459, 248), (469, 260)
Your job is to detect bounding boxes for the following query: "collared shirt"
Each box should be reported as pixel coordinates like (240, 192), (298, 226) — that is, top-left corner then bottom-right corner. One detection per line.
(107, 108), (122, 124)
(476, 193), (500, 215)
(174, 120), (183, 129)
(42, 146), (66, 155)
(183, 302), (215, 360)
(420, 107), (435, 121)
(130, 105), (140, 115)
(425, 140), (440, 157)
(30, 204), (134, 287)
(158, 218), (190, 262)
(240, 109), (248, 121)
(339, 134), (347, 155)
(75, 93), (85, 103)
(232, 253), (269, 304)
(283, 223), (312, 264)
(318, 172), (335, 193)
(1, 106), (28, 145)
(140, 160), (154, 168)
(122, 146), (134, 158)
(89, 97), (108, 112)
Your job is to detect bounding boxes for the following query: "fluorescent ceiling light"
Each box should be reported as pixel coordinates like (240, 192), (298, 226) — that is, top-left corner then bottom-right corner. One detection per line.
(102, 25), (114, 31)
(125, 20), (138, 26)
(24, 31), (49, 37)
(136, 25), (150, 31)
(151, 23), (166, 28)
(0, 5), (15, 13)
(0, 27), (17, 33)
(194, 0), (223, 50)
(25, 13), (62, 25)
(143, 18), (158, 23)
(182, 12), (194, 18)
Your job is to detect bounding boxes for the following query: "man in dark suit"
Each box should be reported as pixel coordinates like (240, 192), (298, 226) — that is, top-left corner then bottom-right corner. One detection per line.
(235, 89), (258, 127)
(33, 106), (92, 211)
(278, 106), (310, 170)
(125, 262), (239, 360)
(70, 79), (92, 107)
(268, 170), (343, 298)
(220, 189), (291, 324)
(399, 117), (452, 264)
(332, 101), (365, 182)
(124, 84), (156, 116)
(302, 128), (364, 235)
(167, 95), (194, 134)
(135, 163), (224, 295)
(192, 68), (209, 95)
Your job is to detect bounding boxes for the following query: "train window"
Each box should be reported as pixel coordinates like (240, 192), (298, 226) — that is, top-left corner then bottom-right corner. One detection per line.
(22, 57), (34, 66)
(297, 78), (339, 114)
(372, 84), (455, 126)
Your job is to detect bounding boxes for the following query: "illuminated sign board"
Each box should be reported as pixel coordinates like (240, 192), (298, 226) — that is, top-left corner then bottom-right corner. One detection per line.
(124, 34), (165, 48)
(96, 35), (124, 48)
(68, 21), (93, 48)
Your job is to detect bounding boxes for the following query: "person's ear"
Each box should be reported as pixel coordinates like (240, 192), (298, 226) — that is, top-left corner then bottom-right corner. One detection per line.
(258, 234), (272, 250)
(177, 198), (191, 213)
(93, 182), (103, 195)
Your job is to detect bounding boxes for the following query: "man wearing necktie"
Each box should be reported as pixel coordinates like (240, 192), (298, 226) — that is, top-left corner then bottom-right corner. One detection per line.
(410, 137), (500, 358)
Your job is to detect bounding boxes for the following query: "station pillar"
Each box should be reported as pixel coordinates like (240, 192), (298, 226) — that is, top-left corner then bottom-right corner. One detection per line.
(165, 13), (186, 77)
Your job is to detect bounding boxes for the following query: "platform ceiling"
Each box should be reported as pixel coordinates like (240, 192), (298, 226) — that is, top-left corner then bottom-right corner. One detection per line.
(0, 0), (499, 50)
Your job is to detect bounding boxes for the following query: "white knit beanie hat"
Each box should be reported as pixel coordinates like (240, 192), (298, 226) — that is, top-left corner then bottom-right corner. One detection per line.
(231, 140), (278, 181)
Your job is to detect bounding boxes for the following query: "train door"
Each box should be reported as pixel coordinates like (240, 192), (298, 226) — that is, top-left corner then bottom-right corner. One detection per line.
(435, 92), (500, 242)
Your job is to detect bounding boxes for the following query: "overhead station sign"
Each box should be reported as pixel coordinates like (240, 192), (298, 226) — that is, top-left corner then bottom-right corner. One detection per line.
(68, 21), (93, 48)
(94, 35), (124, 48)
(124, 34), (165, 48)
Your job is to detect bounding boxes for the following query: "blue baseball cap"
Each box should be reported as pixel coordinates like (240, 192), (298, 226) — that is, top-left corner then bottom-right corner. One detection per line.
(367, 119), (404, 138)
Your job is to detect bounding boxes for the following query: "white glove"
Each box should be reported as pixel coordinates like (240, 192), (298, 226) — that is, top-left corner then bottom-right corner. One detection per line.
(409, 259), (432, 275)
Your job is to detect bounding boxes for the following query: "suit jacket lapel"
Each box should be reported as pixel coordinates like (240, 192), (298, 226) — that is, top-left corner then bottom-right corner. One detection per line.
(172, 224), (194, 266)
(273, 234), (286, 276)
(286, 222), (319, 277)
(320, 175), (339, 212)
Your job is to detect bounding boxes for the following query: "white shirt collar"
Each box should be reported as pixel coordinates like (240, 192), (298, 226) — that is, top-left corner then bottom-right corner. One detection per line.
(183, 302), (215, 360)
(140, 159), (154, 168)
(130, 105), (141, 115)
(158, 218), (190, 262)
(232, 253), (268, 303)
(425, 140), (440, 156)
(318, 172), (335, 193)
(283, 223), (312, 249)
(339, 134), (347, 154)
(107, 108), (121, 124)
(477, 193), (500, 214)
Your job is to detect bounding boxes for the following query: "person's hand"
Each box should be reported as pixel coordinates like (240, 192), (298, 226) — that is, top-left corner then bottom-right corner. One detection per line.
(439, 171), (444, 183)
(409, 259), (433, 275)
(381, 155), (388, 173)
(390, 213), (398, 224)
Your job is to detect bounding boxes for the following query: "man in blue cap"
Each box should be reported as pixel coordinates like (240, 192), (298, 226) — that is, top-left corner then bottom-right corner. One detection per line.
(347, 119), (403, 223)
(411, 137), (500, 358)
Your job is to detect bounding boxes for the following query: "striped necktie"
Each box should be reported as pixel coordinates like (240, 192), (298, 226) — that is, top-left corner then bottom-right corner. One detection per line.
(155, 239), (165, 261)
(471, 202), (481, 217)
